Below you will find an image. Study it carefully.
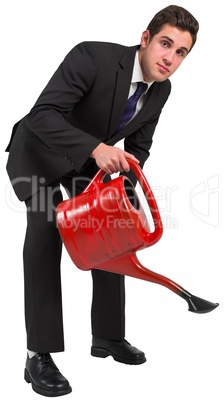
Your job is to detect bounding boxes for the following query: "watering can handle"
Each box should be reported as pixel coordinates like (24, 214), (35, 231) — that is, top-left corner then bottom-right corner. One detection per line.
(127, 159), (163, 243)
(84, 158), (163, 243)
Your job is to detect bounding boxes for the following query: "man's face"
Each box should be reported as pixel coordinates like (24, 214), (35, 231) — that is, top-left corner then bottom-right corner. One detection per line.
(139, 24), (193, 82)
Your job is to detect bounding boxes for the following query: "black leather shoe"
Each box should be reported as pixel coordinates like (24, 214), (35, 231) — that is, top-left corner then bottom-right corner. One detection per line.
(24, 353), (72, 397)
(91, 337), (146, 365)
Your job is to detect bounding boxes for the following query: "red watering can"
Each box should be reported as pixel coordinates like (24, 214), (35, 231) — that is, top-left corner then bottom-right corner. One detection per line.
(56, 159), (218, 313)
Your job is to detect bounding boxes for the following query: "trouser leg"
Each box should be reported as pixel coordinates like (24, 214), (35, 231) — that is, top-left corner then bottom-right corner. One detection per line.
(23, 167), (126, 351)
(23, 181), (64, 352)
(61, 170), (125, 341)
(91, 270), (125, 340)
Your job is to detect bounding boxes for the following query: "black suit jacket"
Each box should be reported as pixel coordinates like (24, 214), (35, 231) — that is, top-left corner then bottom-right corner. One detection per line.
(6, 41), (171, 201)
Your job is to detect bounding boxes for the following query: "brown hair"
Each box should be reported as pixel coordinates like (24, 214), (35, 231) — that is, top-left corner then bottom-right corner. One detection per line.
(147, 5), (199, 51)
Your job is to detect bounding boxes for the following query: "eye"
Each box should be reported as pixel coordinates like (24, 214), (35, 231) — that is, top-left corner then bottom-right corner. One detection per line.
(176, 49), (185, 57)
(161, 41), (169, 48)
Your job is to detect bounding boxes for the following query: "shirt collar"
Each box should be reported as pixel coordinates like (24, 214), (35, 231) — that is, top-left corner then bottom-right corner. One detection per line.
(131, 50), (154, 92)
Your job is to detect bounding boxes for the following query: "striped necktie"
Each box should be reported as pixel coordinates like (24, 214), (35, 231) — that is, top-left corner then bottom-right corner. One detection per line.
(115, 82), (147, 133)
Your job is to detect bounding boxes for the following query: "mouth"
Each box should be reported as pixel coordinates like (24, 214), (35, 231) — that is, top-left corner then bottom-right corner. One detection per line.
(157, 63), (170, 73)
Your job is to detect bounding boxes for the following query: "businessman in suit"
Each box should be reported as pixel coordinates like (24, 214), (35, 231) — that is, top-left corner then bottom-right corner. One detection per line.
(6, 5), (199, 397)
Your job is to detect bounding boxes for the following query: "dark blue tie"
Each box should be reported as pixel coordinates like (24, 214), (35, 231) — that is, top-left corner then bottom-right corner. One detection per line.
(115, 82), (147, 133)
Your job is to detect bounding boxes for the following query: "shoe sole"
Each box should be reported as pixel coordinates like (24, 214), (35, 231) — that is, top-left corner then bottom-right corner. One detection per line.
(91, 347), (146, 365)
(24, 369), (72, 397)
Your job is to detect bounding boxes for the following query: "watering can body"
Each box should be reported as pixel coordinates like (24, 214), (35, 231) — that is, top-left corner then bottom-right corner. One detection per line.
(56, 160), (218, 314)
(56, 161), (163, 270)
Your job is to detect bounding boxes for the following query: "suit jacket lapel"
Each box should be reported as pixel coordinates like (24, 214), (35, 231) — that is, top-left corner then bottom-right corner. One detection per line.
(108, 45), (139, 136)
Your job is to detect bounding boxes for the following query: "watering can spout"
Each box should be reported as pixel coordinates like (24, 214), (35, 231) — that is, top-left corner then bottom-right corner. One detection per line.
(96, 253), (219, 314)
(180, 289), (219, 313)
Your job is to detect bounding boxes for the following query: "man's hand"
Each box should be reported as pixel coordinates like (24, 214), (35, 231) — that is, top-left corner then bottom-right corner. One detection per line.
(91, 143), (139, 175)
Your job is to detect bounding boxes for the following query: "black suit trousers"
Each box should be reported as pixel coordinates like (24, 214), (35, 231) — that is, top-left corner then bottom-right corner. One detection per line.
(23, 169), (125, 352)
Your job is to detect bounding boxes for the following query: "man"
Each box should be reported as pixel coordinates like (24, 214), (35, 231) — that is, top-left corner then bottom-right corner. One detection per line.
(6, 5), (199, 397)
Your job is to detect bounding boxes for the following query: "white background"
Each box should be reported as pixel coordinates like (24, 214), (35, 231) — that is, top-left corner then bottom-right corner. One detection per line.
(1, 0), (223, 401)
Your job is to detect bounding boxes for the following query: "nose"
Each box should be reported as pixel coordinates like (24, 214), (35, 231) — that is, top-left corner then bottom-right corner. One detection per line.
(163, 50), (175, 65)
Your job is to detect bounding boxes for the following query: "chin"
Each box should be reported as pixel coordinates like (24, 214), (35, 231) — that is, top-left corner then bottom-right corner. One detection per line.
(154, 74), (169, 82)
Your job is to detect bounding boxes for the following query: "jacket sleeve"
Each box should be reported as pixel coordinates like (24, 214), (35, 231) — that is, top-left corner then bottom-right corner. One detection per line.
(26, 42), (102, 172)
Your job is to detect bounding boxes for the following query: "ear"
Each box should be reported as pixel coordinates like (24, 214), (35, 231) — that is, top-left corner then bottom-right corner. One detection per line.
(140, 30), (150, 48)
